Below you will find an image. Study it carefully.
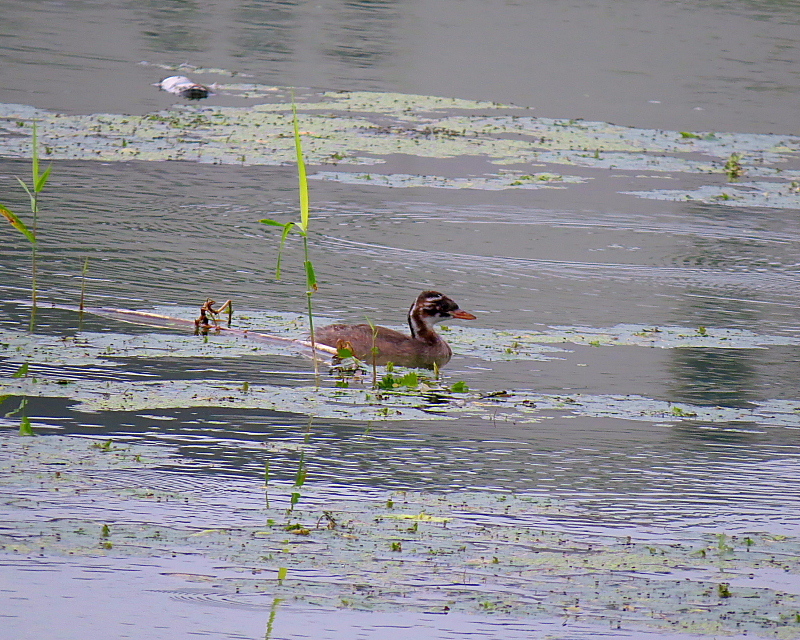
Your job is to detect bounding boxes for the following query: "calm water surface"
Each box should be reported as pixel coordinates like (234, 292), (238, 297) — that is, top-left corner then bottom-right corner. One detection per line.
(2, 1), (800, 639)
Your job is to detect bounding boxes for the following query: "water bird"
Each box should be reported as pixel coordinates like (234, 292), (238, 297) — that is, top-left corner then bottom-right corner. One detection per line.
(155, 76), (213, 100)
(316, 291), (476, 369)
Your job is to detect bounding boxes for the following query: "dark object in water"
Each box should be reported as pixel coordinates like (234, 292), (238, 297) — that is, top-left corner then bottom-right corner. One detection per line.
(155, 75), (213, 100)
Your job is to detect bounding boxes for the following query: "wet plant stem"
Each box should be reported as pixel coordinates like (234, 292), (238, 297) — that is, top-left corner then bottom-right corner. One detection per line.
(365, 317), (379, 389)
(78, 256), (89, 329)
(0, 121), (51, 331)
(259, 94), (319, 382)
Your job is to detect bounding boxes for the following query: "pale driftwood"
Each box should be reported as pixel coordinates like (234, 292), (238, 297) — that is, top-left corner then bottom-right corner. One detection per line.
(52, 304), (338, 362)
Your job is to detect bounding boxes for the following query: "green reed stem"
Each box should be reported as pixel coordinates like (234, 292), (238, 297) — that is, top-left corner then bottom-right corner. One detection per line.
(258, 94), (320, 380)
(0, 121), (51, 331)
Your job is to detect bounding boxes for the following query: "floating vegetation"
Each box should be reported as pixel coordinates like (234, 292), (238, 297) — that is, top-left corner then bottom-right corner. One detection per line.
(624, 180), (800, 209)
(487, 323), (800, 350)
(2, 433), (800, 637)
(1, 88), (799, 206)
(310, 170), (584, 190)
(3, 309), (800, 423)
(2, 319), (795, 372)
(0, 121), (51, 330)
(0, 326), (315, 368)
(3, 370), (800, 428)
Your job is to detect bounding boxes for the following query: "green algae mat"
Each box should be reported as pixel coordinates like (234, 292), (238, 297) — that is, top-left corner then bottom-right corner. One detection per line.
(1, 85), (800, 207)
(1, 434), (799, 638)
(2, 318), (800, 426)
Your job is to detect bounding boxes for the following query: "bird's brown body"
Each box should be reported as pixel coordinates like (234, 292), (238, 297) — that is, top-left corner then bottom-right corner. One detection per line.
(315, 291), (476, 369)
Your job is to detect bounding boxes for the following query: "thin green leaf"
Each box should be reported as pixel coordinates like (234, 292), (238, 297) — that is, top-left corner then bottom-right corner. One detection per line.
(336, 345), (354, 358)
(274, 222), (295, 279)
(291, 99), (310, 232)
(259, 218), (286, 227)
(0, 204), (36, 244)
(15, 176), (33, 199)
(35, 163), (52, 193)
(304, 260), (318, 292)
(12, 363), (29, 378)
(19, 415), (34, 436)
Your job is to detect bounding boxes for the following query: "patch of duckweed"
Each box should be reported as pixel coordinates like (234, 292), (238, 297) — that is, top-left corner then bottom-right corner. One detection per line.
(0, 378), (450, 420)
(2, 89), (799, 203)
(310, 170), (585, 190)
(442, 323), (800, 360)
(0, 434), (175, 476)
(0, 326), (309, 367)
(2, 435), (799, 637)
(524, 149), (720, 173)
(4, 375), (800, 428)
(3, 318), (800, 423)
(624, 180), (800, 210)
(488, 323), (800, 350)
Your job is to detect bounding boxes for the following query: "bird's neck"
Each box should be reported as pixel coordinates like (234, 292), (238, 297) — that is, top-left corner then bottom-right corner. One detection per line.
(408, 311), (440, 344)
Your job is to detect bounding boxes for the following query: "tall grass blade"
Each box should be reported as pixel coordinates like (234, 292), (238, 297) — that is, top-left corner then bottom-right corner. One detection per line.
(291, 100), (310, 234)
(265, 597), (283, 640)
(365, 317), (379, 388)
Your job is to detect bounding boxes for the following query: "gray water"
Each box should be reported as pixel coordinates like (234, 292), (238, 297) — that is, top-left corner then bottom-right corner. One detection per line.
(2, 1), (800, 639)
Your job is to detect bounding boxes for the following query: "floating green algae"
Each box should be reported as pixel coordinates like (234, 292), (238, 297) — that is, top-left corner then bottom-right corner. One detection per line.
(3, 318), (800, 423)
(0, 326), (310, 368)
(2, 87), (799, 205)
(8, 316), (793, 372)
(624, 180), (800, 210)
(1, 433), (799, 638)
(4, 375), (800, 429)
(311, 170), (585, 190)
(488, 323), (800, 350)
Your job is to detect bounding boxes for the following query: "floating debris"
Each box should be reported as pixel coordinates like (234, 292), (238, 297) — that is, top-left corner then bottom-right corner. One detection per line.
(154, 75), (213, 100)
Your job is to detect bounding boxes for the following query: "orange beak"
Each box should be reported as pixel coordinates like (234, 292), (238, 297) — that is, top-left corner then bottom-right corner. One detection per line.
(450, 309), (477, 320)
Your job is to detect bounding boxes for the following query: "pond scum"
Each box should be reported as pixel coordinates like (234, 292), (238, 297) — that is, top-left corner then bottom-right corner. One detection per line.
(0, 85), (799, 206)
(2, 318), (800, 426)
(3, 82), (800, 636)
(2, 312), (800, 636)
(1, 434), (800, 637)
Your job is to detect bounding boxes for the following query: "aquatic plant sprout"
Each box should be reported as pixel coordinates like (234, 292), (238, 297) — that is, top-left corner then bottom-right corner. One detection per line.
(260, 96), (319, 369)
(0, 121), (51, 330)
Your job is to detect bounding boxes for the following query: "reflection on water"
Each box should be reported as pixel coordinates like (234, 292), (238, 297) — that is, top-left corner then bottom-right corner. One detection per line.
(668, 347), (759, 407)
